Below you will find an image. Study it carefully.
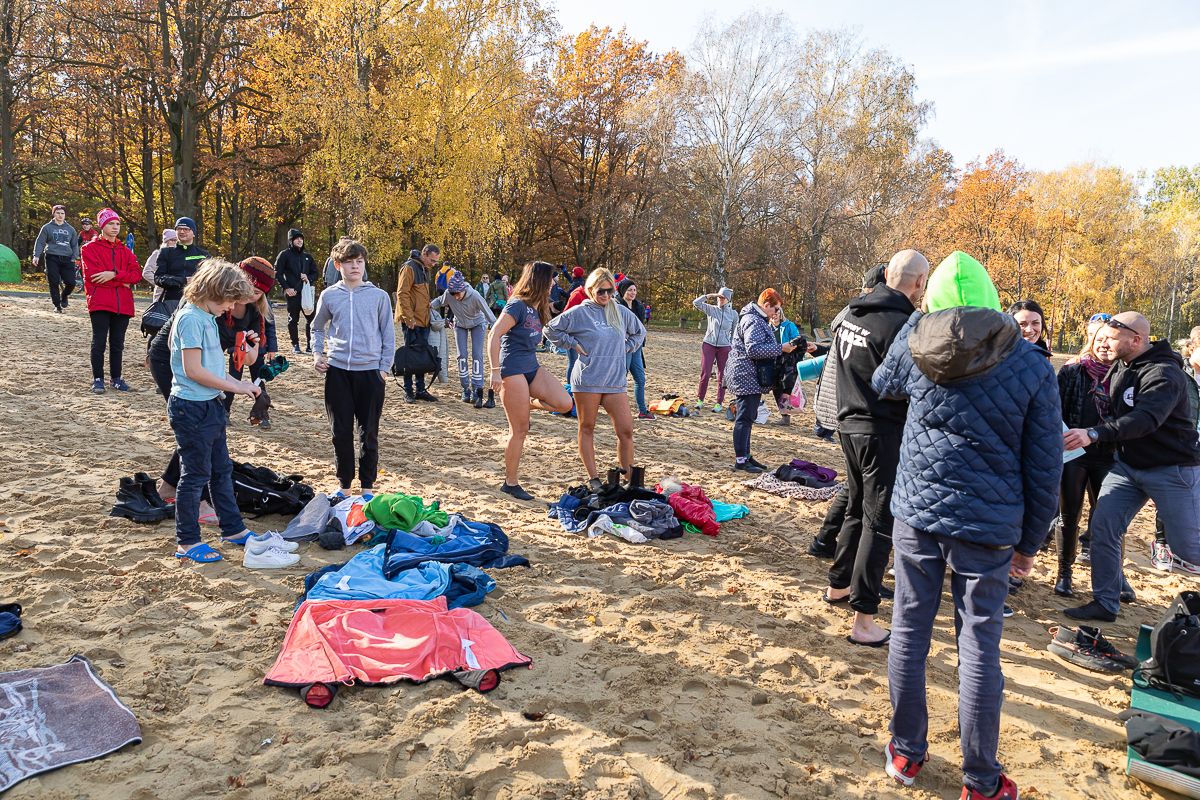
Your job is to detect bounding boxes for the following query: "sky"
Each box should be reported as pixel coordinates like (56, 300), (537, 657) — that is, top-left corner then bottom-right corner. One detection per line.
(552, 0), (1200, 177)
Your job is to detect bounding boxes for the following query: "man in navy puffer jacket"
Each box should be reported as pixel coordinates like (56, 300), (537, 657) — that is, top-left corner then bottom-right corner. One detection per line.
(871, 252), (1061, 800)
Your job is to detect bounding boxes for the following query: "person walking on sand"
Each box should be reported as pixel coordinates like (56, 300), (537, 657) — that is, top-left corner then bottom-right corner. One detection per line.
(487, 261), (575, 501)
(82, 209), (144, 394)
(546, 268), (646, 496)
(694, 287), (737, 412)
(872, 251), (1061, 800)
(32, 204), (80, 313)
(274, 228), (319, 354)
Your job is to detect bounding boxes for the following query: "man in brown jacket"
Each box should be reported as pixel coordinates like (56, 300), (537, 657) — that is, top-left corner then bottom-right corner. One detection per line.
(395, 244), (440, 402)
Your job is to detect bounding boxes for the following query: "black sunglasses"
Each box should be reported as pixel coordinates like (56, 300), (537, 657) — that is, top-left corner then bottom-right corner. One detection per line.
(1104, 318), (1137, 333)
(596, 287), (616, 296)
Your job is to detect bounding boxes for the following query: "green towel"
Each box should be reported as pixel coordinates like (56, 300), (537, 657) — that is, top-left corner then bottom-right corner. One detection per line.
(364, 493), (448, 532)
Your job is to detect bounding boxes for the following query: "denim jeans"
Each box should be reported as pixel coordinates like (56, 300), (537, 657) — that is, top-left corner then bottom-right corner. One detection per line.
(888, 520), (1011, 796)
(1088, 457), (1200, 614)
(167, 395), (246, 547)
(567, 347), (578, 389)
(402, 324), (430, 394)
(626, 348), (647, 414)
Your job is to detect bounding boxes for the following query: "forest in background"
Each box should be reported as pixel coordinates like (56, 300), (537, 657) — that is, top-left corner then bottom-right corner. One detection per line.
(3, 2), (1198, 347)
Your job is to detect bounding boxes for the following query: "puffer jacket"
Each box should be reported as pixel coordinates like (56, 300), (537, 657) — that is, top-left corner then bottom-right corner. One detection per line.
(872, 307), (1062, 555)
(813, 303), (853, 430)
(1058, 360), (1115, 459)
(725, 302), (782, 397)
(82, 237), (144, 316)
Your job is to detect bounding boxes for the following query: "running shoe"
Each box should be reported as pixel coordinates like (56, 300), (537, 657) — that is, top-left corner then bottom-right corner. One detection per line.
(1075, 545), (1091, 565)
(110, 378), (133, 392)
(885, 740), (928, 787)
(1151, 542), (1173, 571)
(292, 344), (302, 354)
(91, 378), (106, 394)
(696, 399), (705, 409)
(711, 403), (723, 413)
(1173, 555), (1200, 577)
(247, 530), (298, 553)
(1047, 625), (1135, 672)
(243, 542), (300, 569)
(1002, 604), (1014, 618)
(637, 411), (655, 421)
(961, 773), (1018, 800)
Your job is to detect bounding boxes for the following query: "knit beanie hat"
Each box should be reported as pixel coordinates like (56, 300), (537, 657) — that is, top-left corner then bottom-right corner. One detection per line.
(96, 208), (121, 228)
(862, 264), (888, 289)
(174, 216), (196, 234)
(239, 256), (276, 294)
(447, 271), (468, 294)
(718, 287), (733, 301)
(572, 266), (585, 278)
(161, 229), (177, 243)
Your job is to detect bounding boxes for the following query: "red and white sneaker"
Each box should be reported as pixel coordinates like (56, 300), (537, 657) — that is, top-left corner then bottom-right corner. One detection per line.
(961, 774), (1019, 799)
(1151, 542), (1173, 571)
(885, 740), (928, 786)
(1173, 555), (1200, 577)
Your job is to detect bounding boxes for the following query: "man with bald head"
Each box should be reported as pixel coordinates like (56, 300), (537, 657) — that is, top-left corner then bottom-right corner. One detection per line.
(1064, 311), (1200, 620)
(823, 249), (929, 646)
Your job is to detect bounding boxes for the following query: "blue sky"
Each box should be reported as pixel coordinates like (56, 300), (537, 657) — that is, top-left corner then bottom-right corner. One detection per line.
(552, 0), (1200, 177)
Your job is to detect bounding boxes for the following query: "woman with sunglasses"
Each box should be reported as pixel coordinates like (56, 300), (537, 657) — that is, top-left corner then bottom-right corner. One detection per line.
(1053, 312), (1130, 599)
(1009, 299), (1051, 357)
(545, 268), (646, 494)
(726, 289), (798, 472)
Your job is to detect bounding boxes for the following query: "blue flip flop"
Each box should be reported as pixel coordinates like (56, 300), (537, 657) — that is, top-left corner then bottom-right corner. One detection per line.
(220, 531), (253, 545)
(175, 543), (223, 563)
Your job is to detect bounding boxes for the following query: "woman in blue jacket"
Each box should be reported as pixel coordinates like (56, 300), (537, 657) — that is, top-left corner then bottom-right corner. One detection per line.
(768, 308), (801, 426)
(726, 289), (797, 472)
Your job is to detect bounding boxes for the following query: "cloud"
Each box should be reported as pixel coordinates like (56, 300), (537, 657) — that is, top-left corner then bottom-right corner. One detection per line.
(922, 28), (1200, 78)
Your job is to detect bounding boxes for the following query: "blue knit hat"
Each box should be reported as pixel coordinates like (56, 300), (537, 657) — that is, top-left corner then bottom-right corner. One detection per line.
(174, 217), (197, 234)
(447, 271), (468, 294)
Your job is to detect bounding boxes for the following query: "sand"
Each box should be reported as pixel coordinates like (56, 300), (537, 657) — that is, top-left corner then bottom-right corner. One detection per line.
(0, 293), (1187, 800)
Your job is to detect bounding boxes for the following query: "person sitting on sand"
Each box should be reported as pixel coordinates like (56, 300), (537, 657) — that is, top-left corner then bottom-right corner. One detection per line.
(545, 268), (646, 497)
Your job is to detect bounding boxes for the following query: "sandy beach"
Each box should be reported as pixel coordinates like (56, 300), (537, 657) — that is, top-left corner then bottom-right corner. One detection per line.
(0, 294), (1184, 800)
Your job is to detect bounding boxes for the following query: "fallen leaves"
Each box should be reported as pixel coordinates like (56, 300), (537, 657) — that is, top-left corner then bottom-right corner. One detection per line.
(406, 742), (427, 760)
(108, 566), (127, 576)
(227, 775), (245, 788)
(521, 711), (545, 721)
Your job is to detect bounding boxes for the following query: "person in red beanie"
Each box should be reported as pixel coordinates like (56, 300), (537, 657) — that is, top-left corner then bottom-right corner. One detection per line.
(216, 257), (279, 425)
(82, 208), (144, 393)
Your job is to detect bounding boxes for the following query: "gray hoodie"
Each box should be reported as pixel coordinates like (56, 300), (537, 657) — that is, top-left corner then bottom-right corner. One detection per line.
(430, 286), (496, 330)
(34, 221), (80, 260)
(545, 300), (645, 394)
(311, 280), (396, 372)
(693, 295), (738, 347)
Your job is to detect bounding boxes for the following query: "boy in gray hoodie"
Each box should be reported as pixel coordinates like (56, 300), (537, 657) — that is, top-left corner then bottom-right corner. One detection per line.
(32, 205), (81, 312)
(311, 240), (396, 499)
(430, 270), (496, 406)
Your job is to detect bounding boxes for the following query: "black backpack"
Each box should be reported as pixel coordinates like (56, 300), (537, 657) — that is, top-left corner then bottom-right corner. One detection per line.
(392, 340), (440, 377)
(230, 462), (315, 518)
(1134, 591), (1200, 699)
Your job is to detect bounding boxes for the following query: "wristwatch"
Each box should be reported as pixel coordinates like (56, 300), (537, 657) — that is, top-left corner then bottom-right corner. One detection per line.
(1086, 428), (1099, 441)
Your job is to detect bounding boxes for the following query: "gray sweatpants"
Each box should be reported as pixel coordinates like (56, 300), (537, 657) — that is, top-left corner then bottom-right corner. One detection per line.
(455, 324), (487, 389)
(1088, 457), (1200, 615)
(888, 520), (1012, 796)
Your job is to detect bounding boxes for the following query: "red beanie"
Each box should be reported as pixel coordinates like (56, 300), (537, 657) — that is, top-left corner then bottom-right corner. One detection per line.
(239, 256), (275, 293)
(572, 266), (584, 278)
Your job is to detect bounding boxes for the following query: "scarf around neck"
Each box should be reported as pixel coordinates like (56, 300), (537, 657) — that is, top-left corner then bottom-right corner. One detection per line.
(1082, 355), (1112, 421)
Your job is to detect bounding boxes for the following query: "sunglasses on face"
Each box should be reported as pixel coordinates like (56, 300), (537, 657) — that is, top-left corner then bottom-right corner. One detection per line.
(1089, 313), (1113, 323)
(596, 287), (615, 296)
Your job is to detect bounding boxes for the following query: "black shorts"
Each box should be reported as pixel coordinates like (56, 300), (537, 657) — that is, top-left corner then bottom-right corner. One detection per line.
(502, 367), (540, 386)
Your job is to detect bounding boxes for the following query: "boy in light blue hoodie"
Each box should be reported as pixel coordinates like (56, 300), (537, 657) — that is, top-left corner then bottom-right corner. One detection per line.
(311, 240), (396, 500)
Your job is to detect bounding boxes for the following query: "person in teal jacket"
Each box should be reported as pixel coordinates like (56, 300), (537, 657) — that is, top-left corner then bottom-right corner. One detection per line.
(767, 309), (802, 425)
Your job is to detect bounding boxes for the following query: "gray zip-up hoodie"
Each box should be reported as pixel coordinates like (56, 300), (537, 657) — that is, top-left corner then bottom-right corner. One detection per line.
(693, 295), (738, 347)
(311, 280), (396, 372)
(545, 300), (645, 394)
(430, 286), (496, 330)
(34, 221), (80, 260)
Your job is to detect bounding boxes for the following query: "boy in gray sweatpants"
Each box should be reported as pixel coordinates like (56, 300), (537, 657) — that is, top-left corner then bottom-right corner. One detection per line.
(430, 270), (496, 407)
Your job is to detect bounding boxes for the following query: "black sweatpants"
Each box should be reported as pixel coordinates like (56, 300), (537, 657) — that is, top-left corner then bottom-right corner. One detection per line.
(45, 254), (76, 308)
(89, 311), (130, 381)
(325, 365), (386, 490)
(828, 430), (901, 615)
(814, 465), (849, 551)
(286, 291), (314, 349)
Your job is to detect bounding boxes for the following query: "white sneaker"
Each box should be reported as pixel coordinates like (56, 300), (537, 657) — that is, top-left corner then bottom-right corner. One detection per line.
(243, 542), (300, 569)
(711, 403), (723, 413)
(1172, 555), (1200, 577)
(248, 530), (298, 553)
(1151, 542), (1173, 571)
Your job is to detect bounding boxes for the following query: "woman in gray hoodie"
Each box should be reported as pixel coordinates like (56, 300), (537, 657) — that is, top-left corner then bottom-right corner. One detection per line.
(430, 270), (497, 407)
(694, 288), (737, 412)
(546, 268), (646, 495)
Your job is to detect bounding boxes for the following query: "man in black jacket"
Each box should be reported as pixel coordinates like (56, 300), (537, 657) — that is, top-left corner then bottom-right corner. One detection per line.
(824, 249), (928, 646)
(1064, 312), (1200, 620)
(153, 217), (209, 303)
(275, 228), (319, 353)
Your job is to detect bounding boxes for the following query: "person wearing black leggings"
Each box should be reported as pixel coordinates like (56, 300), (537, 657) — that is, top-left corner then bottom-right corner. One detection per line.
(1055, 315), (1117, 597)
(81, 208), (143, 393)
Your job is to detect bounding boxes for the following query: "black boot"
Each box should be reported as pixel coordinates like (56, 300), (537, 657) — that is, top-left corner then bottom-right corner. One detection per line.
(461, 386), (473, 403)
(606, 467), (626, 488)
(110, 477), (167, 523)
(1055, 511), (1077, 598)
(134, 472), (174, 519)
(629, 466), (645, 490)
(474, 387), (484, 409)
(483, 389), (495, 408)
(587, 477), (604, 508)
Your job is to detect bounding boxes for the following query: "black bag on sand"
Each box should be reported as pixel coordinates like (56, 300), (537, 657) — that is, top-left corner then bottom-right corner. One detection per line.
(141, 298), (178, 338)
(392, 341), (440, 377)
(231, 462), (315, 518)
(1134, 591), (1200, 699)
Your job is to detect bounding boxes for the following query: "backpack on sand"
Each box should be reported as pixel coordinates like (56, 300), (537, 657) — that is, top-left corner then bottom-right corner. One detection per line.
(231, 462), (315, 518)
(1134, 591), (1200, 699)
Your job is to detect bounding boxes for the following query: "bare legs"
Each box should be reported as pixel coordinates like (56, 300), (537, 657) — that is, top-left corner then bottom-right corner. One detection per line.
(498, 367), (572, 486)
(573, 392), (635, 479)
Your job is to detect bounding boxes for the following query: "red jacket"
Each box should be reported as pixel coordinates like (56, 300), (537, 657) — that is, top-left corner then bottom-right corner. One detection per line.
(82, 237), (143, 316)
(565, 285), (587, 310)
(658, 483), (719, 536)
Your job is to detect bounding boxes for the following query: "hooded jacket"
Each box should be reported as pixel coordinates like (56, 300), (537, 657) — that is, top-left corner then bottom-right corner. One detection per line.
(813, 303), (853, 431)
(395, 253), (431, 328)
(835, 284), (916, 434)
(430, 286), (495, 330)
(544, 301), (646, 394)
(1093, 339), (1200, 469)
(693, 295), (738, 347)
(725, 302), (782, 397)
(33, 220), (80, 260)
(312, 280), (396, 372)
(274, 230), (319, 293)
(154, 242), (210, 302)
(872, 252), (1062, 555)
(81, 237), (144, 316)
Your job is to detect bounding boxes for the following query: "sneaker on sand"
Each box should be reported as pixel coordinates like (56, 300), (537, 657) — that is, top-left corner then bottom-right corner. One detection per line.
(961, 773), (1018, 800)
(243, 541), (300, 569)
(711, 403), (724, 413)
(1047, 624), (1136, 672)
(637, 411), (655, 421)
(91, 378), (106, 394)
(1152, 542), (1173, 571)
(247, 531), (298, 553)
(1173, 555), (1200, 577)
(110, 378), (134, 392)
(885, 740), (928, 787)
(696, 399), (705, 409)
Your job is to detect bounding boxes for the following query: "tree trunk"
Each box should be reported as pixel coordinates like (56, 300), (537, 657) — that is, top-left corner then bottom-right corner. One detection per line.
(0, 1), (16, 250)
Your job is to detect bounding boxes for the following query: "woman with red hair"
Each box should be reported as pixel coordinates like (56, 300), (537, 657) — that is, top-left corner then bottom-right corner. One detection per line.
(725, 288), (797, 472)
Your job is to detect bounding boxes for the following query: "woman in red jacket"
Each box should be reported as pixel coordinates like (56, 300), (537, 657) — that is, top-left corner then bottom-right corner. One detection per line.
(83, 208), (144, 393)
